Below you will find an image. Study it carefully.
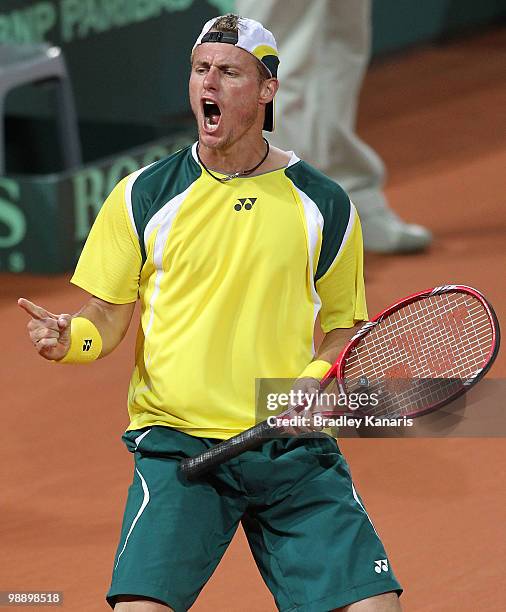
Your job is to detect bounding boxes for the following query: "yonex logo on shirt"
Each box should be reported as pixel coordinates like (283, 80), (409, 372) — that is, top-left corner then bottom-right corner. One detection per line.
(82, 339), (93, 351)
(234, 198), (257, 211)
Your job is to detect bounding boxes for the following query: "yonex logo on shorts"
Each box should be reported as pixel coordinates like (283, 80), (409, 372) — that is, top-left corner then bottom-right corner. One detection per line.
(374, 559), (388, 573)
(234, 198), (257, 211)
(82, 338), (93, 351)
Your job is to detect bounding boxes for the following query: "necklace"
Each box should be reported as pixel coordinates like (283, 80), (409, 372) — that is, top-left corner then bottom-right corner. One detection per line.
(196, 138), (270, 183)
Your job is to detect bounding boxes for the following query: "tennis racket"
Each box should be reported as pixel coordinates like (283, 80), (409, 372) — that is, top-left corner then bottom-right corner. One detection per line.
(180, 285), (500, 479)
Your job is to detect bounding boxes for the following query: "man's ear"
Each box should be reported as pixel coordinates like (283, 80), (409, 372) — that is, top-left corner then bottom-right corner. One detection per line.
(260, 78), (279, 105)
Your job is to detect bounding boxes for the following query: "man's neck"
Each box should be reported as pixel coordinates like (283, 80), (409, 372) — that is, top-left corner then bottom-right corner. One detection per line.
(198, 140), (292, 178)
(198, 136), (268, 175)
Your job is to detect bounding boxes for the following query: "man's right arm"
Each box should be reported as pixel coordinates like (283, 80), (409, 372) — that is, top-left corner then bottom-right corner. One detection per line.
(18, 296), (135, 362)
(18, 174), (142, 363)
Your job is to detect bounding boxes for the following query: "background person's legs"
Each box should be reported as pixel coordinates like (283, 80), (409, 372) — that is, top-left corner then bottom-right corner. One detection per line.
(235, 0), (432, 252)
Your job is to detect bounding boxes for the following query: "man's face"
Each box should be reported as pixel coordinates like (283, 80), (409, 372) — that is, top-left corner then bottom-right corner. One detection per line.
(189, 42), (271, 150)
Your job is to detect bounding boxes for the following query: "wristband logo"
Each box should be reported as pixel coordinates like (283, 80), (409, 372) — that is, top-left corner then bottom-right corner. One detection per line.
(82, 339), (93, 351)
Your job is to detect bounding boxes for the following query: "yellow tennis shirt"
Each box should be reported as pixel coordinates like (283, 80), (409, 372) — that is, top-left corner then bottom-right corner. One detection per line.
(71, 144), (367, 439)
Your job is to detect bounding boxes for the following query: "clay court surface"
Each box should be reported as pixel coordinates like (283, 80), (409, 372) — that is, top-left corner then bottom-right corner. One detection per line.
(2, 28), (505, 611)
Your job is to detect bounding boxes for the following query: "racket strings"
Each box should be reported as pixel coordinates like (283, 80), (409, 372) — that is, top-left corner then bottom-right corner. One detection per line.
(348, 296), (488, 375)
(341, 293), (494, 417)
(346, 294), (491, 378)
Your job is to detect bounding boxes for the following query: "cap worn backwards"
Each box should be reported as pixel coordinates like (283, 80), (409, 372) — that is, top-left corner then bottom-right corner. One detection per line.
(193, 15), (279, 131)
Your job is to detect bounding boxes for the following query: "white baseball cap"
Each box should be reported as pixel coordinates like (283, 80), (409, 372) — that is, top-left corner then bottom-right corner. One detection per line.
(192, 15), (279, 131)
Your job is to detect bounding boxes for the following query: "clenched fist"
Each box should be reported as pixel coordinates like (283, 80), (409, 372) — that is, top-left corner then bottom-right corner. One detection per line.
(18, 298), (72, 361)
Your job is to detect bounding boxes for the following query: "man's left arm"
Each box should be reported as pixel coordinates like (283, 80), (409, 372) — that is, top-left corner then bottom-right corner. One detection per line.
(296, 200), (368, 396)
(315, 325), (358, 365)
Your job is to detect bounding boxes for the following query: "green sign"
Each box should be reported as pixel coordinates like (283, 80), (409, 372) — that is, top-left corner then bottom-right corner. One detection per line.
(0, 0), (220, 44)
(0, 131), (194, 273)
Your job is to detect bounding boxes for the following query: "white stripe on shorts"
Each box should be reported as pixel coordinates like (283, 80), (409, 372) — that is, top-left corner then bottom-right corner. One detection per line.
(352, 483), (379, 537)
(114, 468), (150, 570)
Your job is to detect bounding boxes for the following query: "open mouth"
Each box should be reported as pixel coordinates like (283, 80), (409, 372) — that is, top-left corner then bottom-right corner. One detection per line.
(202, 99), (221, 132)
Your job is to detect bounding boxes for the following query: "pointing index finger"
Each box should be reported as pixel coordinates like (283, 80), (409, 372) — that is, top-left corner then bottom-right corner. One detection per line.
(17, 298), (58, 320)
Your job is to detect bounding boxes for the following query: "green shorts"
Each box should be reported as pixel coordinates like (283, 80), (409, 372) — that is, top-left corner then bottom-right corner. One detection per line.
(107, 427), (402, 611)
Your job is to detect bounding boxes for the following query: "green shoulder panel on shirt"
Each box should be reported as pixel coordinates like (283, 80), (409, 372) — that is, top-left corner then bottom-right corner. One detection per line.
(130, 145), (202, 261)
(285, 161), (351, 282)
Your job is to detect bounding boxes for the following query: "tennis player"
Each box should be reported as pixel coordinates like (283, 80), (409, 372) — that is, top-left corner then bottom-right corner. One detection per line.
(19, 14), (402, 612)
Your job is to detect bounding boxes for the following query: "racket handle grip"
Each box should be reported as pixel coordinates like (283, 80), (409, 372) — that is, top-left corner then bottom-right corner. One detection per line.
(180, 420), (278, 479)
